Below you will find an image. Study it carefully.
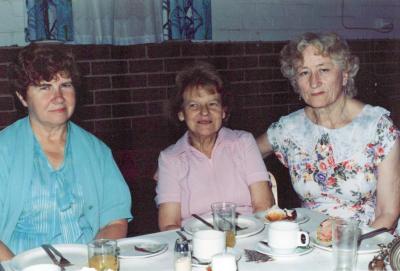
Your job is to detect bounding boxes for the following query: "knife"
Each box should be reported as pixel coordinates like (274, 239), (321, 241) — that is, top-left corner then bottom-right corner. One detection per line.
(41, 245), (63, 270)
(357, 227), (390, 246)
(191, 214), (214, 229)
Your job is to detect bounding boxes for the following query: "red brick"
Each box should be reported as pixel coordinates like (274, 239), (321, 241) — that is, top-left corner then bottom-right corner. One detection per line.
(259, 55), (280, 68)
(147, 43), (181, 58)
(228, 56), (258, 69)
(131, 88), (167, 102)
(182, 43), (214, 56)
(148, 101), (165, 115)
(129, 60), (163, 73)
(72, 45), (111, 60)
(92, 61), (128, 75)
(112, 103), (147, 117)
(0, 96), (15, 110)
(244, 69), (272, 81)
(76, 62), (91, 76)
(245, 43), (274, 54)
(0, 81), (11, 95)
(112, 75), (147, 88)
(95, 118), (132, 132)
(75, 105), (112, 120)
(0, 48), (19, 63)
(111, 45), (146, 59)
(147, 73), (175, 87)
(164, 58), (195, 72)
(95, 89), (131, 104)
(81, 76), (111, 91)
(219, 70), (244, 82)
(0, 65), (8, 79)
(214, 43), (245, 56)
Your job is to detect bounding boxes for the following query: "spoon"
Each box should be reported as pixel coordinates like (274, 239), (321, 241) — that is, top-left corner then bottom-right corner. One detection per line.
(134, 243), (167, 254)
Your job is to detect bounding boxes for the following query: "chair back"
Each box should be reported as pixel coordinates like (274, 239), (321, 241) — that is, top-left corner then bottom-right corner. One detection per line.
(268, 172), (278, 205)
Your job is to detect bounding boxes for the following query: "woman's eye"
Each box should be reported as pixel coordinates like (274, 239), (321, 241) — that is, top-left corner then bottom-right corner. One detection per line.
(297, 70), (309, 77)
(188, 103), (199, 109)
(209, 102), (220, 107)
(320, 68), (330, 73)
(62, 83), (74, 88)
(39, 85), (51, 91)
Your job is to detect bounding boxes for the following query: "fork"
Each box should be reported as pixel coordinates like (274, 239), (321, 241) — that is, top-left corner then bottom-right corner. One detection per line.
(42, 244), (72, 268)
(41, 245), (65, 271)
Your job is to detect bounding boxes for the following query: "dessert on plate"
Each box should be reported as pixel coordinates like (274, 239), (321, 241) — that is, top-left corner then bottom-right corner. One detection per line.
(265, 206), (297, 222)
(316, 218), (334, 246)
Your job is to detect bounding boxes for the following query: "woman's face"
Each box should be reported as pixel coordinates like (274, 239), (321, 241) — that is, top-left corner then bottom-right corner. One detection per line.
(295, 45), (348, 109)
(178, 86), (225, 140)
(17, 73), (76, 129)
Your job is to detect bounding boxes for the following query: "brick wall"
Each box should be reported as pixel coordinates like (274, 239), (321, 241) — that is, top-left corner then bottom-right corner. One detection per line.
(0, 40), (399, 234)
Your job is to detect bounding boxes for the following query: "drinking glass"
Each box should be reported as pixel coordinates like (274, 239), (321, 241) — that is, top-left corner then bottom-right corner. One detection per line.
(332, 219), (359, 271)
(88, 239), (119, 271)
(211, 202), (237, 248)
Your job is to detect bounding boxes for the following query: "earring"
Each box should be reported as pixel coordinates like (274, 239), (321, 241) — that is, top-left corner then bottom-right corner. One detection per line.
(298, 94), (302, 101)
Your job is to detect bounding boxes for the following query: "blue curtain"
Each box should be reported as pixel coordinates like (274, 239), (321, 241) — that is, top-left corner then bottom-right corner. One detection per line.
(163, 0), (212, 40)
(26, 0), (73, 42)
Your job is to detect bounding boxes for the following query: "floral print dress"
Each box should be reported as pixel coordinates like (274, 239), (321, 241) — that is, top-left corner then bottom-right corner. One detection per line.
(267, 105), (399, 225)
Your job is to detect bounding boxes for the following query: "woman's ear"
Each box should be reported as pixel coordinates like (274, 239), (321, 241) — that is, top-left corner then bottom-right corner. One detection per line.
(15, 91), (28, 107)
(342, 71), (349, 86)
(178, 111), (185, 122)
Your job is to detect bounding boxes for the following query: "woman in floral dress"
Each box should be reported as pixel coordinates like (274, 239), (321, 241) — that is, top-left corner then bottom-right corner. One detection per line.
(257, 32), (400, 230)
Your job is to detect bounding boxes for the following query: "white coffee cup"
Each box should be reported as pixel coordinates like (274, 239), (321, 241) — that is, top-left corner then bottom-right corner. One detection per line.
(22, 264), (61, 271)
(212, 252), (236, 271)
(192, 229), (225, 261)
(267, 221), (310, 254)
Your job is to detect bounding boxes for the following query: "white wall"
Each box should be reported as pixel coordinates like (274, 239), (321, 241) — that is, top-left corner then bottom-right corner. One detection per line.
(212, 0), (400, 41)
(0, 0), (26, 46)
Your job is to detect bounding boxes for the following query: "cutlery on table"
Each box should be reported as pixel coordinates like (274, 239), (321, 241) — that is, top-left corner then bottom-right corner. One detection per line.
(176, 229), (189, 241)
(357, 227), (390, 246)
(191, 255), (211, 266)
(41, 245), (65, 271)
(134, 244), (167, 254)
(42, 244), (72, 268)
(191, 214), (214, 229)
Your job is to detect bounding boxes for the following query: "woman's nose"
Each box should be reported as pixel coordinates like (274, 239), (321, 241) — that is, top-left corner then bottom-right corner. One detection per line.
(52, 87), (65, 102)
(200, 105), (210, 115)
(310, 72), (321, 88)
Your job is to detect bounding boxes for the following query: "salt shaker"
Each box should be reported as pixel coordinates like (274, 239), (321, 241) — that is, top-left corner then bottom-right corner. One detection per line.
(174, 238), (192, 271)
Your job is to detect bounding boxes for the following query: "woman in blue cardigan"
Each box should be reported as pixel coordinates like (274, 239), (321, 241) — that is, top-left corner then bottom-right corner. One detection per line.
(0, 44), (132, 260)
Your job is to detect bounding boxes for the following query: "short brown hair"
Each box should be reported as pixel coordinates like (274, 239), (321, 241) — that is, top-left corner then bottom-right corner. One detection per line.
(8, 43), (80, 98)
(172, 61), (230, 117)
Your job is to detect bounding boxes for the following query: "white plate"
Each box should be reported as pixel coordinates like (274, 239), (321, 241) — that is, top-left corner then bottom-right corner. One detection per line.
(11, 244), (88, 271)
(191, 248), (242, 267)
(183, 215), (264, 238)
(254, 208), (310, 224)
(256, 241), (313, 257)
(117, 237), (168, 259)
(310, 226), (394, 254)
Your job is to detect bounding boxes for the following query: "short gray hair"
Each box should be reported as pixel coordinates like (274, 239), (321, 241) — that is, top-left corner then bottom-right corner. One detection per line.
(280, 32), (360, 97)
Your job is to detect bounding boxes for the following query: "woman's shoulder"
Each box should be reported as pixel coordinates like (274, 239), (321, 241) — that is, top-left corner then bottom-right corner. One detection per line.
(69, 122), (111, 152)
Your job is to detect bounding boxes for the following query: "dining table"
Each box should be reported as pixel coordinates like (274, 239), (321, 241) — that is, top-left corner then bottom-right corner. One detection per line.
(1, 208), (392, 271)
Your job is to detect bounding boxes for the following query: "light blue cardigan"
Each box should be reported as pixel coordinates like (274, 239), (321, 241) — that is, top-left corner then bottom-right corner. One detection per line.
(0, 117), (132, 246)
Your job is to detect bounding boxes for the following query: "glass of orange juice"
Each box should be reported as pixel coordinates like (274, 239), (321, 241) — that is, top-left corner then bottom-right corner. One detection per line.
(88, 239), (119, 271)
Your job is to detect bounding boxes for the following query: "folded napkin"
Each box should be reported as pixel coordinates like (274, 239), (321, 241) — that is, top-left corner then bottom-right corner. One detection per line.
(244, 249), (273, 263)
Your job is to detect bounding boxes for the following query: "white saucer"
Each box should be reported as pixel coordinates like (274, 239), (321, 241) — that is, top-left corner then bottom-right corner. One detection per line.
(256, 241), (313, 257)
(192, 248), (242, 267)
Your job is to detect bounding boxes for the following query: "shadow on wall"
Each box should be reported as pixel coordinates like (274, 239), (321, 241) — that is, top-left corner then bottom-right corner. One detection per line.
(114, 150), (159, 236)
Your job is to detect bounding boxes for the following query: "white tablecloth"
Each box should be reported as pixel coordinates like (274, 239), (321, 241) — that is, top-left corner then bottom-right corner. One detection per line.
(1, 209), (382, 271)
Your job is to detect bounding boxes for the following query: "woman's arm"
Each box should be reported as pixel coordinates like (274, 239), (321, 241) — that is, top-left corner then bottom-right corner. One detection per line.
(372, 139), (400, 230)
(256, 133), (274, 158)
(95, 219), (128, 240)
(158, 202), (181, 231)
(0, 241), (14, 261)
(249, 181), (275, 212)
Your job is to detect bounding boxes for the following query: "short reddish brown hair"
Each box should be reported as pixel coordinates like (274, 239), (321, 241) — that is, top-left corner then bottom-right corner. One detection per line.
(8, 43), (80, 98)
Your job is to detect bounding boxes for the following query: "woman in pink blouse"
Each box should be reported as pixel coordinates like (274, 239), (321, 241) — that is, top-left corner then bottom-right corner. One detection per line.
(156, 61), (274, 231)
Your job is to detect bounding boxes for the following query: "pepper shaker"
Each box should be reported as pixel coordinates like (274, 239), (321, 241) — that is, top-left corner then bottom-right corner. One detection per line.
(174, 238), (192, 271)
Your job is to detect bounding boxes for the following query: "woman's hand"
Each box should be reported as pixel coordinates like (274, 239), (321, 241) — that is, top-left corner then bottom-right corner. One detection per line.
(158, 202), (181, 231)
(95, 219), (128, 240)
(373, 139), (400, 230)
(0, 240), (14, 261)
